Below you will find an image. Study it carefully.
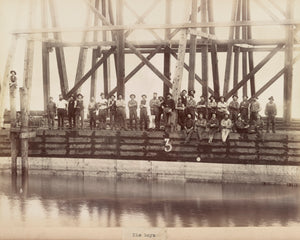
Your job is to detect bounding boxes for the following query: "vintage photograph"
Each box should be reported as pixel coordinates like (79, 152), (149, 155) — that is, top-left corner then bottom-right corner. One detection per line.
(0, 0), (300, 239)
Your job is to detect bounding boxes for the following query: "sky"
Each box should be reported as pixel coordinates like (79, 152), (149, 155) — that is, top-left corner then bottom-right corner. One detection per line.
(0, 0), (300, 118)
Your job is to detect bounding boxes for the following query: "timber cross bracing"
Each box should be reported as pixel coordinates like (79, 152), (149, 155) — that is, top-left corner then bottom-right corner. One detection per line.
(0, 0), (299, 127)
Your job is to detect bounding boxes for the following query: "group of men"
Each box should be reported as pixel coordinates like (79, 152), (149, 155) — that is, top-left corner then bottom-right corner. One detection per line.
(47, 90), (277, 144)
(179, 90), (277, 144)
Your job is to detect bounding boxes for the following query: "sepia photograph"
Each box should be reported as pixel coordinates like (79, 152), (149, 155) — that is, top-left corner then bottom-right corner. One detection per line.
(0, 0), (300, 239)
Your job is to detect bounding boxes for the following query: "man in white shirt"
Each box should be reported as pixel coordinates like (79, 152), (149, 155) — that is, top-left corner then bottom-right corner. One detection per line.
(56, 94), (67, 129)
(116, 95), (127, 130)
(98, 93), (108, 130)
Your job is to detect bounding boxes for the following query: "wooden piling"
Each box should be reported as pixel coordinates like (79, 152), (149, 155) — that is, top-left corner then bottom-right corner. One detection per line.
(9, 79), (18, 175)
(242, 0), (248, 97)
(19, 87), (29, 176)
(163, 0), (171, 97)
(201, 0), (208, 99)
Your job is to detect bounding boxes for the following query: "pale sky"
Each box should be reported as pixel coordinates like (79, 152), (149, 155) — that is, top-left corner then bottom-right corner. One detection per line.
(0, 0), (300, 118)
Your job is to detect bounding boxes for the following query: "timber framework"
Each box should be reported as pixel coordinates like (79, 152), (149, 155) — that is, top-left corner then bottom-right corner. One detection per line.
(0, 0), (299, 128)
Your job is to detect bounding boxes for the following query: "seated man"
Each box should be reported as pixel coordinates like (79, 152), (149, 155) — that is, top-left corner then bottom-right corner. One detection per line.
(207, 113), (219, 143)
(254, 115), (264, 140)
(235, 115), (249, 140)
(184, 113), (195, 144)
(220, 113), (232, 144)
(176, 97), (185, 130)
(194, 113), (207, 141)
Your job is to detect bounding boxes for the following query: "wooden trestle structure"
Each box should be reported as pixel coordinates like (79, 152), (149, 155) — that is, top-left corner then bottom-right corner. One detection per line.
(0, 0), (300, 174)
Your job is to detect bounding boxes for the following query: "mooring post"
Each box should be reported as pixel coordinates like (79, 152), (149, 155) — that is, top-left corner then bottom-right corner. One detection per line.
(9, 77), (18, 175)
(19, 87), (29, 177)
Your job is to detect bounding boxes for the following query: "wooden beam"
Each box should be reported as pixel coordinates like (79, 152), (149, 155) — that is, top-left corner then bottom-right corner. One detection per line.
(207, 0), (220, 99)
(163, 0), (171, 97)
(255, 53), (300, 97)
(225, 44), (284, 99)
(116, 0), (125, 97)
(48, 0), (69, 96)
(107, 45), (162, 98)
(13, 20), (300, 34)
(90, 0), (100, 99)
(102, 0), (110, 97)
(268, 0), (286, 18)
(0, 35), (17, 128)
(75, 0), (92, 95)
(201, 0), (208, 99)
(124, 0), (162, 40)
(42, 0), (50, 112)
(242, 0), (247, 97)
(188, 0), (197, 92)
(66, 47), (116, 99)
(283, 0), (294, 123)
(127, 42), (172, 88)
(223, 0), (239, 95)
(9, 76), (17, 175)
(247, 0), (255, 97)
(233, 0), (241, 96)
(170, 49), (214, 95)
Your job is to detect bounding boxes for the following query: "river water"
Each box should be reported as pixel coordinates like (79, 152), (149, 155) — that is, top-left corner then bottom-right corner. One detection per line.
(0, 173), (300, 228)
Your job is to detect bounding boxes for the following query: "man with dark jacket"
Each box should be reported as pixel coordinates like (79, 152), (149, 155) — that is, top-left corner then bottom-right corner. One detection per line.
(265, 96), (277, 133)
(68, 95), (76, 129)
(162, 93), (175, 126)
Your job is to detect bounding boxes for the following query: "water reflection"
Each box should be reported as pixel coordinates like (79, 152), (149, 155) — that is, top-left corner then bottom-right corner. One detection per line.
(0, 173), (299, 227)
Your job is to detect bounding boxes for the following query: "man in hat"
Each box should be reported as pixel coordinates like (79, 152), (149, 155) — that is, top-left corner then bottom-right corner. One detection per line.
(128, 94), (138, 130)
(149, 92), (160, 130)
(228, 95), (240, 132)
(235, 114), (249, 140)
(140, 94), (148, 131)
(75, 93), (84, 129)
(88, 96), (97, 130)
(176, 97), (185, 130)
(47, 96), (56, 129)
(67, 95), (76, 129)
(217, 96), (228, 121)
(249, 96), (261, 122)
(207, 113), (219, 143)
(220, 112), (232, 144)
(196, 95), (207, 119)
(9, 70), (17, 89)
(156, 96), (165, 130)
(56, 94), (67, 129)
(98, 93), (108, 130)
(108, 95), (117, 130)
(180, 90), (188, 107)
(186, 91), (196, 119)
(162, 93), (175, 127)
(207, 95), (217, 119)
(116, 94), (127, 130)
(265, 96), (277, 133)
(240, 96), (249, 122)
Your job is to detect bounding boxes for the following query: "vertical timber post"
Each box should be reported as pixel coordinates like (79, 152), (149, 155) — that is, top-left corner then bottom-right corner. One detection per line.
(19, 88), (29, 177)
(42, 0), (50, 111)
(188, 0), (197, 92)
(247, 0), (255, 97)
(242, 0), (248, 97)
(10, 80), (17, 175)
(284, 0), (294, 124)
(201, 0), (208, 99)
(102, 0), (111, 97)
(163, 0), (171, 97)
(207, 0), (220, 99)
(91, 0), (100, 99)
(116, 0), (125, 97)
(233, 0), (241, 96)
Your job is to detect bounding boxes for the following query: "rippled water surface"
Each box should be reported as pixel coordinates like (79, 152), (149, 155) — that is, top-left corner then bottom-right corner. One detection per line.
(0, 173), (300, 227)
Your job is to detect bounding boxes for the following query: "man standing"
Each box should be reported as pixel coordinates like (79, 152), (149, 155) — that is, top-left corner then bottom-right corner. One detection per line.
(162, 93), (175, 126)
(128, 94), (138, 130)
(176, 97), (185, 130)
(250, 97), (261, 122)
(108, 95), (117, 130)
(75, 93), (84, 129)
(68, 95), (76, 129)
(98, 93), (108, 130)
(196, 95), (207, 119)
(149, 92), (160, 130)
(140, 94), (148, 131)
(56, 94), (67, 129)
(88, 96), (97, 130)
(217, 96), (228, 121)
(47, 97), (56, 129)
(116, 95), (127, 130)
(228, 95), (239, 132)
(265, 96), (277, 133)
(185, 90), (196, 119)
(220, 112), (232, 144)
(240, 96), (249, 122)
